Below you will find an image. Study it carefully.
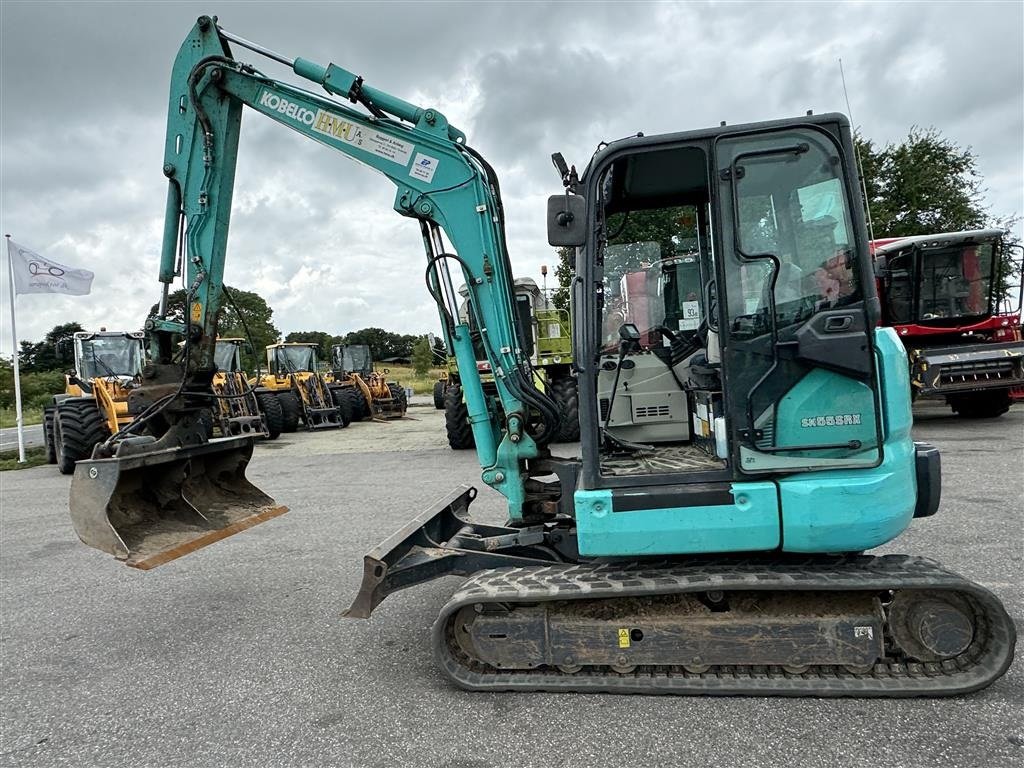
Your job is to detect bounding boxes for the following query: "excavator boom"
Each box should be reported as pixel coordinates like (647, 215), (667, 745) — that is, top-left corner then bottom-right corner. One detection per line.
(69, 15), (559, 567)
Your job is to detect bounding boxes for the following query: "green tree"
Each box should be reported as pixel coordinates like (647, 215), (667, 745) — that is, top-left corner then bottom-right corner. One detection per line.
(149, 286), (280, 371)
(856, 127), (1020, 299)
(552, 247), (574, 312)
(343, 327), (418, 360)
(855, 127), (988, 238)
(411, 335), (433, 376)
(18, 321), (84, 372)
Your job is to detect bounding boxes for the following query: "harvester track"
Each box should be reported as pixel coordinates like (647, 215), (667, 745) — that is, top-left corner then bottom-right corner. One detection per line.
(434, 555), (1015, 696)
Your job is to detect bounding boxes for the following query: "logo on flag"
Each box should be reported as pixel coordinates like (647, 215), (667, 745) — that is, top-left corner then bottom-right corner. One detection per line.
(7, 239), (94, 295)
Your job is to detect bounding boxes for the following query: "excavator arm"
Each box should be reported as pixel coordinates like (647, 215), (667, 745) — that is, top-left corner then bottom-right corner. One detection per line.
(70, 16), (560, 566)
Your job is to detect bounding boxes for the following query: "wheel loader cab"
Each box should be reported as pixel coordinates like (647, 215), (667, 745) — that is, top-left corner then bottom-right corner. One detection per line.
(569, 118), (897, 556)
(268, 343), (318, 376)
(214, 338), (245, 373)
(73, 332), (145, 384)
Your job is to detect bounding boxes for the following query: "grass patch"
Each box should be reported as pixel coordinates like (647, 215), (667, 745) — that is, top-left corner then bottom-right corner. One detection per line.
(378, 365), (445, 395)
(0, 446), (49, 471)
(0, 408), (44, 430)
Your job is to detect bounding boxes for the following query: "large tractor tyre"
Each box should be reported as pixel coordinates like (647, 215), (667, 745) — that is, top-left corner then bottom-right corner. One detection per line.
(53, 400), (108, 475)
(334, 388), (362, 423)
(330, 387), (353, 427)
(349, 388), (370, 421)
(549, 375), (580, 443)
(433, 380), (446, 410)
(257, 392), (284, 439)
(388, 383), (408, 415)
(949, 389), (1012, 419)
(444, 385), (475, 450)
(277, 392), (302, 433)
(43, 406), (57, 464)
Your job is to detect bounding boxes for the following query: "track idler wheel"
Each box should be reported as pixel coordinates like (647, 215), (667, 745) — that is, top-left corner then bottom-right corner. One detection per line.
(888, 590), (975, 662)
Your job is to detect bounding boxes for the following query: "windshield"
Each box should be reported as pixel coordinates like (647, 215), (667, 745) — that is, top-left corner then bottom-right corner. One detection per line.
(214, 342), (241, 372)
(920, 243), (995, 321)
(272, 346), (316, 373)
(78, 336), (143, 380)
(728, 139), (860, 340)
(335, 345), (372, 373)
(884, 242), (996, 324)
(600, 206), (707, 349)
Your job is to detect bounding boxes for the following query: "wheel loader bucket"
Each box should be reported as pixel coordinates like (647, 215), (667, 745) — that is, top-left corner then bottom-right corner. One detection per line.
(69, 435), (287, 569)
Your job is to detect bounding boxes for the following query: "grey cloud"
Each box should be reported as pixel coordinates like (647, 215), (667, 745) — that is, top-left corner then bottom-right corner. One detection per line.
(2, 1), (1021, 352)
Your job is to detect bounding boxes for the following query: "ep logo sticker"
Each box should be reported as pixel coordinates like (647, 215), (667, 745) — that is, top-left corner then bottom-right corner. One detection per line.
(410, 152), (439, 183)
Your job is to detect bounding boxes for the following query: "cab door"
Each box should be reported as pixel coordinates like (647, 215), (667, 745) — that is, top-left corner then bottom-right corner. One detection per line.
(714, 123), (882, 473)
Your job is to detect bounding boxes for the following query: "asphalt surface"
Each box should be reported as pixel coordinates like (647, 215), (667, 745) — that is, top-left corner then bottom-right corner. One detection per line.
(1, 401), (1021, 768)
(0, 424), (44, 453)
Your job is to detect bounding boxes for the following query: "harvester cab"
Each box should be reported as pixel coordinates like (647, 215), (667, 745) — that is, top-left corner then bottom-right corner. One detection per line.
(44, 330), (146, 474)
(326, 344), (408, 420)
(67, 16), (1014, 695)
(211, 338), (279, 439)
(252, 343), (345, 430)
(872, 229), (1024, 416)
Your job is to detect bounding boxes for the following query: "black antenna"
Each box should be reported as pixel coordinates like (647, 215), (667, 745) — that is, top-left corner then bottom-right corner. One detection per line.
(840, 58), (876, 243)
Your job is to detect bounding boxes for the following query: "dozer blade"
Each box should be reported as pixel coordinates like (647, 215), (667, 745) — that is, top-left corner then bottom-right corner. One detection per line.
(344, 485), (558, 619)
(70, 435), (287, 570)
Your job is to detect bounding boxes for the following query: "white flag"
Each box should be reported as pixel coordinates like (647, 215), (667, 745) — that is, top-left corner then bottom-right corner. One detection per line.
(8, 238), (94, 296)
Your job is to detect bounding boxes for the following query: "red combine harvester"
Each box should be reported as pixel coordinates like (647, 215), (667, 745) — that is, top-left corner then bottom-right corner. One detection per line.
(872, 229), (1023, 417)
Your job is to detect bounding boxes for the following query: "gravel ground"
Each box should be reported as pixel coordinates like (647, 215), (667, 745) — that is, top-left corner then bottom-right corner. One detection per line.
(0, 400), (1020, 768)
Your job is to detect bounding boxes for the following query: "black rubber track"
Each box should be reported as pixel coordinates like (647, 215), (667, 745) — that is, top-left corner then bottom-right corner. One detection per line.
(433, 380), (446, 410)
(43, 406), (57, 464)
(257, 392), (284, 439)
(54, 400), (109, 475)
(444, 384), (474, 450)
(548, 375), (580, 442)
(434, 556), (1015, 697)
(277, 391), (301, 433)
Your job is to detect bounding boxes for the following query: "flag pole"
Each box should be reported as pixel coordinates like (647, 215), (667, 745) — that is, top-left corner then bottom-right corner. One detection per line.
(5, 235), (26, 463)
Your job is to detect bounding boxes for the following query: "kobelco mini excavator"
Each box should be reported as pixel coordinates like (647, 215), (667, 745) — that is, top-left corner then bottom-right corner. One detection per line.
(68, 16), (1015, 695)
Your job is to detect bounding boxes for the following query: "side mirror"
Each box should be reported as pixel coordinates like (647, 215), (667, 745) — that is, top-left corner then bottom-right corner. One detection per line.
(618, 323), (641, 342)
(547, 194), (586, 247)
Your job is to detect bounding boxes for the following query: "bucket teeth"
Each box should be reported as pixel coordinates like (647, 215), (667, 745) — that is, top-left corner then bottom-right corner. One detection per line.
(70, 436), (287, 569)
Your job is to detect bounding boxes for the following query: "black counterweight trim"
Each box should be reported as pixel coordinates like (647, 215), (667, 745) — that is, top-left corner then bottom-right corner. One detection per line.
(612, 483), (734, 511)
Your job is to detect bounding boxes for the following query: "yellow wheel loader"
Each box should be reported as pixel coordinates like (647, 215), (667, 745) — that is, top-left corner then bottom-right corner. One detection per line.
(43, 330), (146, 475)
(325, 344), (407, 420)
(212, 338), (281, 439)
(251, 343), (346, 431)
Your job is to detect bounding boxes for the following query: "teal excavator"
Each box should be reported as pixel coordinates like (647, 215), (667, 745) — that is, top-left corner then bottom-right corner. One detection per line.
(68, 16), (1015, 695)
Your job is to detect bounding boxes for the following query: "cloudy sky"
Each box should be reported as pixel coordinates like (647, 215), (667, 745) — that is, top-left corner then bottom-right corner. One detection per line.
(2, 0), (1021, 354)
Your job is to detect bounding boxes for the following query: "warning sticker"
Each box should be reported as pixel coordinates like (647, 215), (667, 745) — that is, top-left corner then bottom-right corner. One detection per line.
(190, 302), (202, 323)
(617, 628), (630, 649)
(409, 152), (440, 183)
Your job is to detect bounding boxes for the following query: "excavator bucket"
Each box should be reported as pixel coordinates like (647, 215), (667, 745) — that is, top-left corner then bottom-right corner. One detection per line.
(69, 436), (287, 569)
